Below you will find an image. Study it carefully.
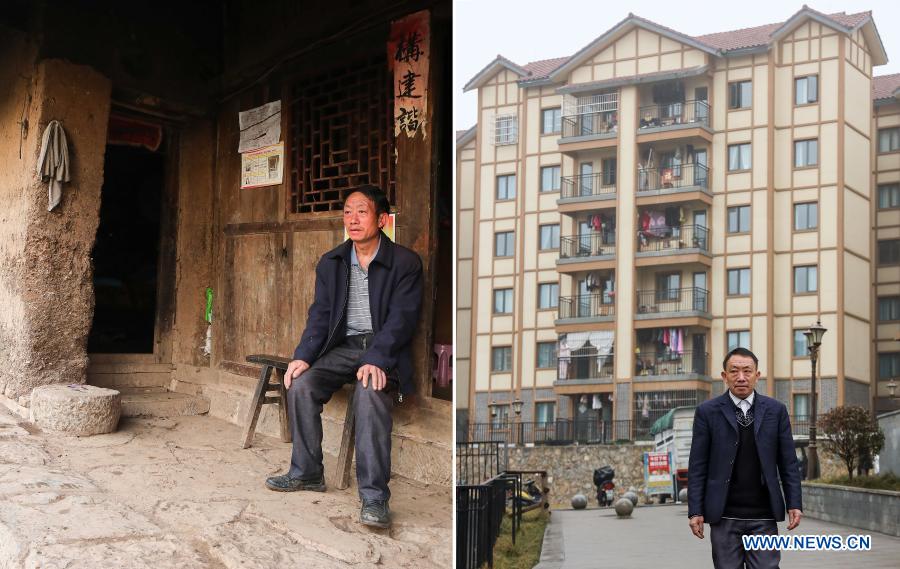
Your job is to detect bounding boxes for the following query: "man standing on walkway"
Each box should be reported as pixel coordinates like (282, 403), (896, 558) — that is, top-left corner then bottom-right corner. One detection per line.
(265, 185), (423, 529)
(688, 347), (803, 568)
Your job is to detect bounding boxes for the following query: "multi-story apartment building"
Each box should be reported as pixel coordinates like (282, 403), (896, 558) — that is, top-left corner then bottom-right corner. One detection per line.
(456, 7), (900, 439)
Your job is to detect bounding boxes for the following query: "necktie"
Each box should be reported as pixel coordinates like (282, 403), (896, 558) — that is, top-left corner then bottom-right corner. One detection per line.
(735, 402), (753, 427)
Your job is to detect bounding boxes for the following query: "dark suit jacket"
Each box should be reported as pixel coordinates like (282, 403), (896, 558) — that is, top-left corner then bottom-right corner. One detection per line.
(687, 391), (802, 523)
(292, 231), (424, 395)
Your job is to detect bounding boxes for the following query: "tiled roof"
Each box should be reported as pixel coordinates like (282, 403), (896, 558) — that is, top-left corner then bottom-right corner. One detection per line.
(874, 74), (900, 100)
(507, 10), (873, 84)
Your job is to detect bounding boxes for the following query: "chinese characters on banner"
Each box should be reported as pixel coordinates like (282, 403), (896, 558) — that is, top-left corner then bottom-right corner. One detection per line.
(643, 451), (675, 495)
(388, 10), (429, 138)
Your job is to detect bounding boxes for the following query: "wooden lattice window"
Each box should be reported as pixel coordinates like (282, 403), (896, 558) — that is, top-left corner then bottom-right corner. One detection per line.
(289, 56), (397, 214)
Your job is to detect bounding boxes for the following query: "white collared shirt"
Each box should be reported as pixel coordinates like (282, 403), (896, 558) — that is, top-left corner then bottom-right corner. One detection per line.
(729, 390), (755, 415)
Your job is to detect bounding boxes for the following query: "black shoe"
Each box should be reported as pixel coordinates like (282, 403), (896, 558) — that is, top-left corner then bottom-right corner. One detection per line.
(359, 498), (391, 528)
(265, 472), (326, 492)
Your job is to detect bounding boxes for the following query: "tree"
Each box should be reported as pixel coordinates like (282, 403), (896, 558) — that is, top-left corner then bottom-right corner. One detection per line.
(818, 406), (885, 480)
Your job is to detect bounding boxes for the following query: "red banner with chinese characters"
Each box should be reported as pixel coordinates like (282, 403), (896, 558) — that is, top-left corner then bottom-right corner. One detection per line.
(388, 10), (429, 138)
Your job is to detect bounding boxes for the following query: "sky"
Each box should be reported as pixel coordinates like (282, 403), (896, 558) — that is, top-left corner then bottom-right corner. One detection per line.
(453, 0), (900, 131)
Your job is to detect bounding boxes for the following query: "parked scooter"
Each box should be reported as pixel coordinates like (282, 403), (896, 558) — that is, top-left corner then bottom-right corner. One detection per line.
(593, 466), (615, 507)
(507, 478), (549, 513)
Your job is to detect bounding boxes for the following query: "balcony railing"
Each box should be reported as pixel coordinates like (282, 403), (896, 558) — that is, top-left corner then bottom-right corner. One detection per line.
(560, 173), (616, 199)
(638, 99), (710, 129)
(635, 350), (708, 376)
(637, 163), (709, 193)
(560, 233), (616, 259)
(561, 112), (618, 139)
(468, 420), (641, 445)
(558, 354), (614, 382)
(559, 294), (616, 319)
(637, 224), (709, 253)
(636, 287), (708, 315)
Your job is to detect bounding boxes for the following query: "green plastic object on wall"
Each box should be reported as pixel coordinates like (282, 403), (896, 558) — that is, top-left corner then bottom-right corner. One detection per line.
(205, 287), (213, 324)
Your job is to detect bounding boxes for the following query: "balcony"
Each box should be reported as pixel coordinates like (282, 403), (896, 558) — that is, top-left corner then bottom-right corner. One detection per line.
(636, 163), (712, 206)
(557, 294), (615, 327)
(557, 234), (616, 273)
(555, 354), (614, 388)
(635, 350), (709, 379)
(636, 100), (713, 144)
(635, 224), (711, 267)
(635, 287), (711, 328)
(559, 173), (616, 212)
(558, 112), (618, 152)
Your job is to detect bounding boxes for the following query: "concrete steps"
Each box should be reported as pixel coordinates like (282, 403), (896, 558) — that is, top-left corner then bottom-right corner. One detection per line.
(87, 362), (173, 389)
(118, 387), (210, 418)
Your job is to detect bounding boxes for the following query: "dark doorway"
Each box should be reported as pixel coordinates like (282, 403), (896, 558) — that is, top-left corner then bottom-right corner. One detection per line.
(88, 144), (163, 353)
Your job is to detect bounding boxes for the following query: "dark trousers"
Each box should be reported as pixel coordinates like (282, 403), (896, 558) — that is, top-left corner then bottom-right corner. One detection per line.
(285, 334), (394, 500)
(710, 518), (780, 569)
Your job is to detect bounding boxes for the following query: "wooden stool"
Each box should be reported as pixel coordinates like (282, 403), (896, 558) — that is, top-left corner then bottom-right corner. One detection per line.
(242, 354), (356, 490)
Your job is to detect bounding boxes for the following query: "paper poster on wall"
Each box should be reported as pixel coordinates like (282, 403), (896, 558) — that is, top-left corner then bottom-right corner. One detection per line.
(240, 143), (284, 189)
(344, 214), (396, 242)
(238, 100), (281, 153)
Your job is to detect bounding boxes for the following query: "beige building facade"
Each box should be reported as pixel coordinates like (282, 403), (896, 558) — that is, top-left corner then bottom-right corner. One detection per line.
(457, 7), (900, 436)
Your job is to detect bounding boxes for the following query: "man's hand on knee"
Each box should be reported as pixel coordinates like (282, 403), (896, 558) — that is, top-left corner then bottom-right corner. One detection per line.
(284, 360), (310, 389)
(356, 364), (386, 390)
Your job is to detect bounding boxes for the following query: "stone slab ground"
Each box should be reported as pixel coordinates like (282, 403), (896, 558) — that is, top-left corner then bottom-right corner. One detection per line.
(0, 406), (451, 568)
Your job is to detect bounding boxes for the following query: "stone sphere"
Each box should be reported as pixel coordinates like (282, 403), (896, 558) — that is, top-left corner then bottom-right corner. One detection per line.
(623, 491), (639, 506)
(571, 494), (588, 509)
(679, 488), (688, 502)
(614, 498), (634, 517)
(31, 384), (121, 436)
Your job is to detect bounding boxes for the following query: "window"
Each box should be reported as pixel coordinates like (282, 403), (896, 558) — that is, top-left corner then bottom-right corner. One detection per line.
(542, 108), (562, 134)
(727, 268), (750, 296)
(793, 265), (818, 294)
(493, 288), (513, 314)
(536, 342), (557, 369)
(540, 166), (561, 192)
(728, 143), (751, 171)
(728, 80), (752, 109)
(878, 239), (900, 265)
(878, 184), (900, 209)
(495, 114), (518, 145)
(793, 329), (808, 357)
(879, 127), (900, 153)
(794, 139), (818, 168)
(793, 202), (818, 231)
(601, 157), (617, 186)
(878, 297), (900, 321)
(535, 401), (556, 423)
(491, 347), (512, 372)
(538, 283), (559, 309)
(727, 330), (751, 352)
(793, 394), (810, 418)
(496, 174), (516, 200)
(727, 205), (750, 233)
(495, 231), (515, 257)
(878, 353), (900, 380)
(795, 76), (818, 105)
(656, 273), (681, 301)
(539, 224), (560, 250)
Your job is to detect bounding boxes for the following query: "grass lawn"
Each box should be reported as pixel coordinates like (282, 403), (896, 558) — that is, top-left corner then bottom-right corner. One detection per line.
(491, 508), (550, 569)
(816, 472), (900, 492)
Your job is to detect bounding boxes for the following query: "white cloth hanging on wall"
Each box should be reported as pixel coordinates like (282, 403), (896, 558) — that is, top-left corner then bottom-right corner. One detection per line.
(37, 120), (70, 211)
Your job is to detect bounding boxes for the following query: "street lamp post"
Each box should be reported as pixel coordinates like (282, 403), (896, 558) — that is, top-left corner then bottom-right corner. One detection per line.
(513, 398), (524, 445)
(803, 320), (827, 480)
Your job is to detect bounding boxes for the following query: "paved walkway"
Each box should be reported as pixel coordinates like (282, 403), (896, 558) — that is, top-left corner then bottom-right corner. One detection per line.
(0, 406), (450, 568)
(537, 503), (900, 568)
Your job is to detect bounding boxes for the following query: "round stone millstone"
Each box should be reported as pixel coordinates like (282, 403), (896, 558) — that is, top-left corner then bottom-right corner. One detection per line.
(30, 384), (121, 436)
(614, 498), (634, 517)
(571, 493), (588, 509)
(679, 488), (688, 502)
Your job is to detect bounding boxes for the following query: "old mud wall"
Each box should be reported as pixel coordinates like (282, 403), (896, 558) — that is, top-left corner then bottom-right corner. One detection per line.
(0, 30), (111, 403)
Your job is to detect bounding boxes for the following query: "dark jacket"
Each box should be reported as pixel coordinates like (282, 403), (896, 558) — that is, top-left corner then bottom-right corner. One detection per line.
(687, 391), (802, 523)
(293, 232), (423, 395)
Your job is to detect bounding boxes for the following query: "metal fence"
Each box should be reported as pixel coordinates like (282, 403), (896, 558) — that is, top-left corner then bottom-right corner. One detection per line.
(560, 172), (616, 199)
(560, 233), (616, 259)
(636, 287), (708, 314)
(559, 294), (616, 319)
(467, 419), (641, 445)
(562, 111), (618, 138)
(456, 478), (507, 569)
(636, 223), (709, 253)
(635, 350), (708, 377)
(456, 441), (508, 486)
(557, 354), (615, 382)
(637, 163), (709, 192)
(638, 99), (710, 129)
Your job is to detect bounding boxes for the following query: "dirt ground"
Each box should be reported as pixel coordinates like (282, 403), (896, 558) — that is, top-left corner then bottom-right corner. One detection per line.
(0, 406), (451, 568)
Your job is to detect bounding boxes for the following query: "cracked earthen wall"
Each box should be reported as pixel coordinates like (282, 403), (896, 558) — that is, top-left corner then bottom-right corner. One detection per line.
(0, 32), (111, 404)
